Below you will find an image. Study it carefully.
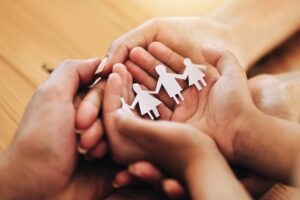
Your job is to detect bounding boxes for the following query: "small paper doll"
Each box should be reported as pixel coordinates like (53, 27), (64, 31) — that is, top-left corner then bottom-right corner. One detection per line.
(120, 97), (135, 116)
(152, 65), (185, 104)
(130, 83), (162, 120)
(182, 58), (207, 91)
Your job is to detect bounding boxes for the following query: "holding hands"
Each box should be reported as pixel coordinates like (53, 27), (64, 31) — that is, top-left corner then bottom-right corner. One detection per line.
(2, 41), (300, 200)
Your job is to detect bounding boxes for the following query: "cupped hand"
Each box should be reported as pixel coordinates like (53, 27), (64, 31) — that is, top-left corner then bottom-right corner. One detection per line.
(0, 58), (117, 199)
(126, 42), (256, 159)
(97, 17), (245, 77)
(78, 16), (244, 156)
(112, 109), (217, 180)
(249, 71), (300, 123)
(75, 78), (108, 159)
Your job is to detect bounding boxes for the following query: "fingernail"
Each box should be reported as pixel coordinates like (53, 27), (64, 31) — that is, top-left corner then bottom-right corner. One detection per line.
(112, 180), (121, 188)
(128, 164), (136, 174)
(89, 76), (102, 88)
(95, 56), (108, 74)
(75, 129), (82, 135)
(78, 145), (88, 154)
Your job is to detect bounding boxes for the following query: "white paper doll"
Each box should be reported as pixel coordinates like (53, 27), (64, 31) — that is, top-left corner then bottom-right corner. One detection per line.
(151, 65), (185, 104)
(130, 83), (162, 120)
(182, 58), (207, 91)
(120, 97), (135, 116)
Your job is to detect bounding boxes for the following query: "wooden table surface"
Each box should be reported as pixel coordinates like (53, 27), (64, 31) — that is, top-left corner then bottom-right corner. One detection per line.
(0, 1), (299, 199)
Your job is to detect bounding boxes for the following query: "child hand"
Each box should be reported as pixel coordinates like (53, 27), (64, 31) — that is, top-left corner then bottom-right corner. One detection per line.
(127, 42), (256, 160)
(111, 112), (250, 200)
(113, 110), (217, 178)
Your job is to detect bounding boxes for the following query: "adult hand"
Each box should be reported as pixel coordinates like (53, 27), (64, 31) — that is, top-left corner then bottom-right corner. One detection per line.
(0, 58), (115, 200)
(79, 16), (243, 156)
(97, 17), (244, 77)
(75, 79), (108, 159)
(249, 71), (300, 123)
(126, 42), (254, 159)
(110, 111), (250, 200)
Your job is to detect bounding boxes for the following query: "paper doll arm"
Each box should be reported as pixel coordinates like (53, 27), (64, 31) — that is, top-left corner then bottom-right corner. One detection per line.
(148, 80), (162, 94)
(172, 73), (187, 80)
(130, 97), (138, 109)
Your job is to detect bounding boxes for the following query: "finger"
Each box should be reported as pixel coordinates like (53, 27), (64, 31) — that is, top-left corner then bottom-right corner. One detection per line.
(127, 71), (135, 103)
(128, 161), (163, 183)
(128, 161), (186, 200)
(129, 47), (187, 92)
(112, 63), (129, 101)
(103, 73), (122, 115)
(115, 110), (192, 145)
(125, 60), (175, 110)
(87, 140), (108, 159)
(98, 20), (159, 77)
(74, 90), (86, 109)
(113, 170), (138, 188)
(129, 47), (162, 79)
(148, 42), (185, 74)
(43, 58), (100, 101)
(76, 80), (106, 130)
(202, 45), (244, 76)
(162, 179), (186, 200)
(78, 119), (103, 153)
(103, 73), (123, 153)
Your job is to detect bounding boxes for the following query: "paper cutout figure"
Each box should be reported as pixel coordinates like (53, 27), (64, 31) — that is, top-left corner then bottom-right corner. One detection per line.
(182, 58), (207, 91)
(151, 65), (185, 104)
(130, 83), (162, 120)
(118, 58), (208, 120)
(120, 97), (135, 116)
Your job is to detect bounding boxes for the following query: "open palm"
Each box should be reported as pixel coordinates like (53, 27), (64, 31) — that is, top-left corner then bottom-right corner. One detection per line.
(125, 42), (220, 123)
(103, 42), (220, 164)
(125, 42), (256, 159)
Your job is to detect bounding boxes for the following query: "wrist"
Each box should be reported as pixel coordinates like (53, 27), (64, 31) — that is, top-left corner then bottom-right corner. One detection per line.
(206, 8), (253, 69)
(233, 108), (300, 182)
(0, 151), (44, 200)
(232, 108), (263, 163)
(183, 141), (221, 181)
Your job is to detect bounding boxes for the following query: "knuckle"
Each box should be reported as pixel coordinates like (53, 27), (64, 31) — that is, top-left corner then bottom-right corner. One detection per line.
(110, 38), (123, 49)
(144, 17), (163, 27)
(58, 59), (75, 67)
(56, 59), (76, 72)
(35, 83), (65, 100)
(91, 85), (105, 97)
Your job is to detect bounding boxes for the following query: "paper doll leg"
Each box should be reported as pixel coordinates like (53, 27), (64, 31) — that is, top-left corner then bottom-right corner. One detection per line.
(194, 82), (203, 91)
(152, 107), (160, 118)
(172, 96), (180, 104)
(178, 93), (184, 101)
(200, 78), (207, 87)
(147, 112), (154, 120)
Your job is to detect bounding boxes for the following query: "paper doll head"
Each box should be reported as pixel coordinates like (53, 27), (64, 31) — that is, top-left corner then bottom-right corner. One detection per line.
(183, 58), (192, 66)
(132, 83), (142, 93)
(155, 65), (167, 75)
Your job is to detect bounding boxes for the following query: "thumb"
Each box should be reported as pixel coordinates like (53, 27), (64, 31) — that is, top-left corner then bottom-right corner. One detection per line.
(97, 20), (159, 77)
(201, 45), (245, 77)
(114, 109), (189, 149)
